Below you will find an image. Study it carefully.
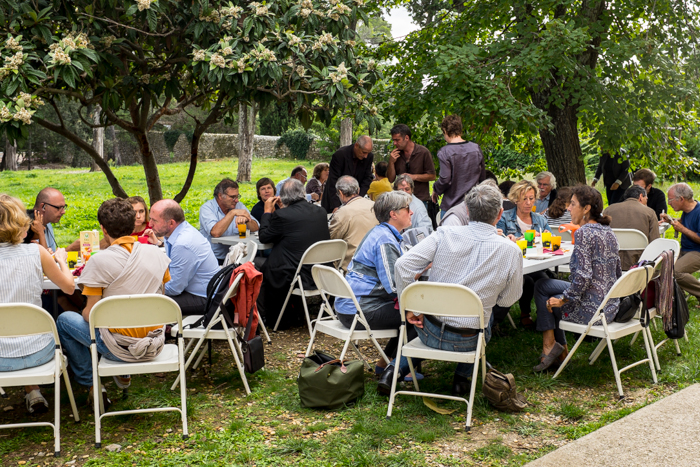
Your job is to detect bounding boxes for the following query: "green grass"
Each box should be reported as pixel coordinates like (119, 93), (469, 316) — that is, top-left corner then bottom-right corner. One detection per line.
(2, 162), (700, 466)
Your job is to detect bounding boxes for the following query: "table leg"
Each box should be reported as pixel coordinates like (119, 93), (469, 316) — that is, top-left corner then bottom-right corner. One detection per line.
(51, 290), (59, 320)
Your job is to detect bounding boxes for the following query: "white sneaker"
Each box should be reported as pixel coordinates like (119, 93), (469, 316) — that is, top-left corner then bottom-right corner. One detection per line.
(25, 389), (49, 414)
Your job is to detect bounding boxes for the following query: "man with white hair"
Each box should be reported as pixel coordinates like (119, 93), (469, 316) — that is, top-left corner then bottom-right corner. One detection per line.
(394, 174), (433, 233)
(662, 183), (700, 299)
(329, 175), (378, 272)
(534, 171), (557, 213)
(257, 178), (330, 328)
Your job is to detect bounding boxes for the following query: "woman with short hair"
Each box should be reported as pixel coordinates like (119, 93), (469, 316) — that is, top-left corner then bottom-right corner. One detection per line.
(0, 194), (75, 413)
(306, 163), (329, 200)
(251, 177), (276, 221)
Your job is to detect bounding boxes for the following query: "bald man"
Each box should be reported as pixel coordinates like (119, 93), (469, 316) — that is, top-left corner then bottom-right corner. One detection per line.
(26, 187), (69, 252)
(322, 135), (375, 212)
(147, 200), (219, 315)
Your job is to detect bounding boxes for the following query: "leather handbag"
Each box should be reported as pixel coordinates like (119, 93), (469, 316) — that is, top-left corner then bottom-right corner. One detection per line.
(482, 369), (527, 412)
(241, 306), (264, 373)
(298, 351), (364, 409)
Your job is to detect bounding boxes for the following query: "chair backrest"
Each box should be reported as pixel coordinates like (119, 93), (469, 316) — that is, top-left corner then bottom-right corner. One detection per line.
(89, 294), (183, 338)
(612, 228), (649, 251)
(300, 239), (347, 267)
(0, 303), (59, 342)
(639, 238), (680, 262)
(238, 242), (258, 264)
(399, 282), (485, 329)
(311, 264), (355, 300)
(602, 265), (655, 301)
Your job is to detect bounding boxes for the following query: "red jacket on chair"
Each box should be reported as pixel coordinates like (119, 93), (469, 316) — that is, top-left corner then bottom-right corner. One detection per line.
(232, 261), (262, 340)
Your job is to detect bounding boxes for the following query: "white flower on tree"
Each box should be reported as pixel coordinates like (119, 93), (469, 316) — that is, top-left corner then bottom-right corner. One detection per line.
(137, 0), (154, 12)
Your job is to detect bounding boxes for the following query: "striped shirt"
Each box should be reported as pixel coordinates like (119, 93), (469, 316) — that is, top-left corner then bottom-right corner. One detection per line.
(0, 243), (54, 358)
(544, 209), (572, 229)
(395, 222), (523, 328)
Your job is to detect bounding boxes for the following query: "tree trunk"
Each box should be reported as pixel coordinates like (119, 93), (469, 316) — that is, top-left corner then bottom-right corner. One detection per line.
(134, 132), (163, 205)
(4, 135), (17, 171)
(340, 118), (353, 147)
(26, 128), (31, 171)
(91, 105), (103, 172)
(237, 101), (257, 183)
(108, 125), (122, 166)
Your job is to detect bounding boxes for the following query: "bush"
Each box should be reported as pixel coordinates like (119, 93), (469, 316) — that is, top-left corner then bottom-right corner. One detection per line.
(277, 129), (315, 160)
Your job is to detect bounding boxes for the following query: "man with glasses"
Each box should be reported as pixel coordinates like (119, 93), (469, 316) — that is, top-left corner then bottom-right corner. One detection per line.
(26, 187), (73, 252)
(199, 178), (259, 264)
(276, 166), (319, 203)
(662, 183), (700, 300)
(534, 171), (558, 213)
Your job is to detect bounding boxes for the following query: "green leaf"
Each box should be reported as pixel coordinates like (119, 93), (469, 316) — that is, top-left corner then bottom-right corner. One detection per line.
(126, 4), (137, 15)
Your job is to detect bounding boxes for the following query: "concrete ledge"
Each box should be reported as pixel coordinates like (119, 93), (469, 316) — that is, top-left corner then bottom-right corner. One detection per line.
(527, 384), (700, 467)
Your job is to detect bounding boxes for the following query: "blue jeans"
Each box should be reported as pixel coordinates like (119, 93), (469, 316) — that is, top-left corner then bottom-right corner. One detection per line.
(56, 311), (124, 387)
(534, 278), (568, 346)
(395, 313), (494, 379)
(0, 341), (55, 372)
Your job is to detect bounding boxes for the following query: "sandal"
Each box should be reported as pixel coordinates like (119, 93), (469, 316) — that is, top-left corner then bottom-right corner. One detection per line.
(25, 389), (49, 414)
(533, 343), (565, 372)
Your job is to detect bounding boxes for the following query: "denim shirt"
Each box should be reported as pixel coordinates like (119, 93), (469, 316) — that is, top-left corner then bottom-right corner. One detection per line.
(496, 208), (551, 237)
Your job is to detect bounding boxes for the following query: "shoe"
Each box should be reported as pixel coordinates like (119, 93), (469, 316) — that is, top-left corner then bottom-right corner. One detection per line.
(451, 375), (472, 397)
(520, 316), (535, 329)
(533, 343), (565, 372)
(25, 389), (49, 414)
(377, 365), (400, 395)
(113, 375), (131, 390)
(88, 385), (112, 411)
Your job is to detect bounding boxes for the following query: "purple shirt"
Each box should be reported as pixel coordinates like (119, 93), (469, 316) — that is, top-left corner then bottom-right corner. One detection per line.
(433, 141), (485, 211)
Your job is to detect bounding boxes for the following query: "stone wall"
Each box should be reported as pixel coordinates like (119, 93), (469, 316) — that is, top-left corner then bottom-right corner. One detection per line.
(116, 132), (389, 165)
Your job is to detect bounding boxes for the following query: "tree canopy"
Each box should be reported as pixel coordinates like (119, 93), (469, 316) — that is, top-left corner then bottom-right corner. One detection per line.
(380, 0), (700, 186)
(0, 0), (381, 203)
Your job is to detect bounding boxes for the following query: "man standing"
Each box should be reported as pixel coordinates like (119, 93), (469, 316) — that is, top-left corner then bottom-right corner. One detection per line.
(329, 176), (378, 272)
(632, 169), (667, 220)
(381, 184), (523, 395)
(387, 124), (436, 206)
(603, 185), (660, 270)
(534, 171), (558, 213)
(322, 136), (375, 213)
(592, 151), (632, 205)
(662, 183), (700, 300)
(431, 115), (485, 216)
(147, 200), (219, 315)
(276, 166), (319, 202)
(258, 179), (330, 328)
(199, 178), (259, 264)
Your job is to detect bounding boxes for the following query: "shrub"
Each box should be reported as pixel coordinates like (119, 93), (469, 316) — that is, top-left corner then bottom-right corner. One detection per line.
(164, 129), (182, 153)
(277, 129), (315, 160)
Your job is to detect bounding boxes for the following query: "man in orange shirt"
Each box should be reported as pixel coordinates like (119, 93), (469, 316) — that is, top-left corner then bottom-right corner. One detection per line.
(57, 198), (171, 406)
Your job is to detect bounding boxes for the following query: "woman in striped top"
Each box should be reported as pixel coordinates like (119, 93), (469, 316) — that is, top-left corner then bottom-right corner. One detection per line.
(0, 195), (75, 413)
(543, 187), (573, 229)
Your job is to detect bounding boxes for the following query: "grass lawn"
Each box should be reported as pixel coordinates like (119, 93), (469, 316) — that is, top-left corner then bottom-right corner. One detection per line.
(1, 160), (699, 466)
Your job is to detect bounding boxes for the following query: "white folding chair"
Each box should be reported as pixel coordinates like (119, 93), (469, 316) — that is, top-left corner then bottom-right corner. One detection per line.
(612, 228), (649, 250)
(0, 304), (80, 457)
(89, 295), (188, 447)
(387, 282), (487, 431)
(170, 272), (269, 395)
(305, 265), (398, 369)
(559, 229), (573, 243)
(435, 211), (442, 225)
(639, 238), (680, 262)
(552, 265), (658, 399)
(274, 239), (348, 334)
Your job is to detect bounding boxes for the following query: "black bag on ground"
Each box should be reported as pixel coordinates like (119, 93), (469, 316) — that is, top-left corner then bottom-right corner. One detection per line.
(298, 351), (364, 409)
(666, 279), (689, 339)
(188, 263), (238, 330)
(242, 306), (265, 373)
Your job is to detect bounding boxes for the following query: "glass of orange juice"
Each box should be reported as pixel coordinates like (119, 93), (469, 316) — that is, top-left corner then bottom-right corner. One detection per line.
(237, 222), (247, 238)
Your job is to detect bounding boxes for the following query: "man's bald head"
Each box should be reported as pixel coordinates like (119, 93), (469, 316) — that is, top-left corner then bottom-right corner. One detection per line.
(35, 187), (63, 207)
(150, 199), (185, 237)
(34, 187), (66, 225)
(353, 135), (373, 160)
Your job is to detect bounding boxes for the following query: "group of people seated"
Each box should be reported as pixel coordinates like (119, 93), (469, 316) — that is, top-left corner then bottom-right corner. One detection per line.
(3, 112), (699, 417)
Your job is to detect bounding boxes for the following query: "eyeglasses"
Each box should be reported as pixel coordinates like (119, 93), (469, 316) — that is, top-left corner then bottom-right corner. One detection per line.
(668, 197), (681, 202)
(537, 183), (550, 188)
(222, 193), (240, 202)
(44, 202), (68, 211)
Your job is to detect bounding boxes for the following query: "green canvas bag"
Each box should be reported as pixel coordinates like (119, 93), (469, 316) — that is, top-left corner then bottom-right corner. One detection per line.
(298, 351), (365, 409)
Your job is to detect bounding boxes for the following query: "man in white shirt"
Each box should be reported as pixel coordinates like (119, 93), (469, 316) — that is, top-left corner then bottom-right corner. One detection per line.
(379, 184), (523, 396)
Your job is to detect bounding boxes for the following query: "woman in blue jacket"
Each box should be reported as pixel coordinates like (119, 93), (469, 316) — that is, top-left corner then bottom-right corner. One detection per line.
(497, 180), (552, 328)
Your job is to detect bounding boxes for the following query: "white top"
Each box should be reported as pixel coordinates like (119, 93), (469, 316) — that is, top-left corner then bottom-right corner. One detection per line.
(0, 243), (54, 358)
(516, 215), (531, 234)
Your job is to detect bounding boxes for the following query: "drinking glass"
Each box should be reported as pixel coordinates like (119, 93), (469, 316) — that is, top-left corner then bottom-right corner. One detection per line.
(237, 222), (247, 238)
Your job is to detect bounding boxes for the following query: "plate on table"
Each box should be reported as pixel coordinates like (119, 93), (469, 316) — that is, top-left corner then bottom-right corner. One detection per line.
(525, 253), (554, 260)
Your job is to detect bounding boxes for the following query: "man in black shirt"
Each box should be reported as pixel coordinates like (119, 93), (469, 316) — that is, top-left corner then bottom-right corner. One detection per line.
(321, 136), (374, 213)
(632, 168), (667, 220)
(592, 152), (632, 205)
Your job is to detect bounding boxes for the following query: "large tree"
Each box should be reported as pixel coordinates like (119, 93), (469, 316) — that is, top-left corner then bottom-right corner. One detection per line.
(380, 0), (700, 185)
(0, 0), (381, 203)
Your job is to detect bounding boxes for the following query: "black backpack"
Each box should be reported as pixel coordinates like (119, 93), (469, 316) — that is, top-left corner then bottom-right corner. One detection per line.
(187, 263), (238, 330)
(666, 279), (689, 339)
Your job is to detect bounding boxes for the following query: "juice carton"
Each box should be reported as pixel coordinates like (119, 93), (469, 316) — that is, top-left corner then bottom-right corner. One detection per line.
(80, 230), (100, 262)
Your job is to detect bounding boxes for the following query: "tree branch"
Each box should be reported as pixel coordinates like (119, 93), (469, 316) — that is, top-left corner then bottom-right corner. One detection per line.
(77, 12), (178, 37)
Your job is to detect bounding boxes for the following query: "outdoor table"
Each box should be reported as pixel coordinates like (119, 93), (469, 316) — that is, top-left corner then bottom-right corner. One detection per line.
(211, 231), (274, 250)
(522, 242), (573, 275)
(42, 276), (79, 320)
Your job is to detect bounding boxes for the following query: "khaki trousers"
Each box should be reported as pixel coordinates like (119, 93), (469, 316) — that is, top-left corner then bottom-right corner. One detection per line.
(675, 250), (700, 299)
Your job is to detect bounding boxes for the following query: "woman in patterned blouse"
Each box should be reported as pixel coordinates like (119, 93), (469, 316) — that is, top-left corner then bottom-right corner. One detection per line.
(532, 185), (622, 372)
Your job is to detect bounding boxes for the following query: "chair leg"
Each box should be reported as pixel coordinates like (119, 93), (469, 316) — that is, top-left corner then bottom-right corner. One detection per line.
(177, 336), (189, 439)
(297, 281), (314, 336)
(674, 338), (682, 356)
(507, 313), (517, 330)
(553, 333), (587, 379)
(349, 341), (372, 371)
(605, 337), (625, 399)
(193, 342), (209, 370)
(629, 330), (640, 346)
(641, 326), (658, 384)
(386, 326), (405, 419)
(466, 337), (483, 431)
(256, 310), (271, 344)
(407, 357), (419, 392)
(305, 323), (319, 357)
(273, 280), (297, 332)
(368, 334), (392, 367)
(172, 335), (208, 391)
(91, 344), (102, 448)
(223, 327), (251, 395)
(62, 369), (80, 422)
(646, 327), (661, 371)
(54, 353), (61, 457)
